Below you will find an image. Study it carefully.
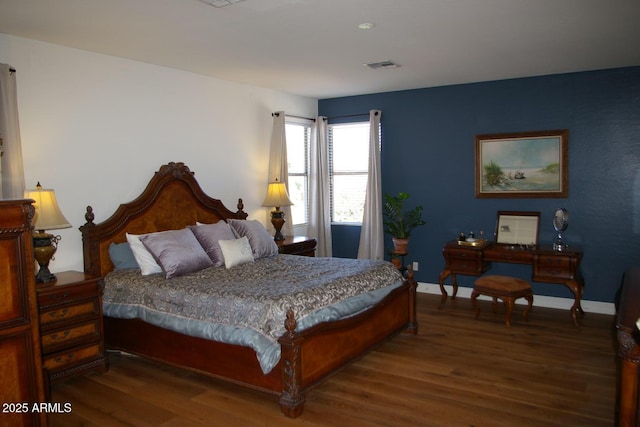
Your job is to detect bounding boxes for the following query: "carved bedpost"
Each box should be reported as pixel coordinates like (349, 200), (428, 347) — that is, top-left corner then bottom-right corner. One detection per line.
(617, 329), (640, 426)
(404, 264), (418, 335)
(278, 308), (305, 418)
(84, 205), (95, 226)
(236, 198), (247, 216)
(79, 205), (101, 277)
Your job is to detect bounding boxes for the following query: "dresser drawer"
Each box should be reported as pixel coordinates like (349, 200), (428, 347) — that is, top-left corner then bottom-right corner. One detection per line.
(447, 258), (484, 275)
(534, 254), (575, 280)
(41, 319), (101, 353)
(37, 281), (100, 310)
(483, 246), (533, 264)
(444, 248), (490, 275)
(445, 247), (478, 258)
(44, 343), (102, 370)
(39, 299), (100, 326)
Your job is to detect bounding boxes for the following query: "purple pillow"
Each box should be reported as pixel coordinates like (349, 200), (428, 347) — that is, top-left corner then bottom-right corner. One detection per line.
(227, 219), (279, 259)
(189, 221), (237, 267)
(139, 228), (213, 279)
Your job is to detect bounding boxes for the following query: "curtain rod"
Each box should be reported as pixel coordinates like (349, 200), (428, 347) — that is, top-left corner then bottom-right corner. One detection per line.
(327, 112), (376, 120)
(272, 112), (315, 122)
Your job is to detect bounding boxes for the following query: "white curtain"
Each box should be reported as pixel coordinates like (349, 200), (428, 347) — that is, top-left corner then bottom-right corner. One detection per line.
(357, 110), (383, 260)
(309, 116), (332, 257)
(0, 64), (25, 200)
(266, 111), (293, 236)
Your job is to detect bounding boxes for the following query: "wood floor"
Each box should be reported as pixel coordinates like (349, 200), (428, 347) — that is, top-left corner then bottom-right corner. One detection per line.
(49, 293), (618, 426)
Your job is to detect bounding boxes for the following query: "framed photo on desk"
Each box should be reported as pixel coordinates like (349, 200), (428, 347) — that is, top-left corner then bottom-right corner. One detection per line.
(495, 211), (540, 246)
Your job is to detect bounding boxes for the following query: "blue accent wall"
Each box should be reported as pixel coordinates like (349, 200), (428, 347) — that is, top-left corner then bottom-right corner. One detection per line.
(319, 67), (640, 303)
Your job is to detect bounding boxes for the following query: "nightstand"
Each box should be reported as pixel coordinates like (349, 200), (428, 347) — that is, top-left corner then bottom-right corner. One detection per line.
(36, 271), (108, 391)
(277, 236), (317, 257)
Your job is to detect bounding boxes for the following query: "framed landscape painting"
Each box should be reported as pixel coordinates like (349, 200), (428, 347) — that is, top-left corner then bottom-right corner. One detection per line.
(475, 129), (569, 198)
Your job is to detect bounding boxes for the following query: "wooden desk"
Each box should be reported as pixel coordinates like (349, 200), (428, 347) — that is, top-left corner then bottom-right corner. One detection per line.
(439, 241), (584, 325)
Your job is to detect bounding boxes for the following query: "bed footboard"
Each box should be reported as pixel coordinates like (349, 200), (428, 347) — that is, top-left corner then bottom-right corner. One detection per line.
(278, 267), (418, 417)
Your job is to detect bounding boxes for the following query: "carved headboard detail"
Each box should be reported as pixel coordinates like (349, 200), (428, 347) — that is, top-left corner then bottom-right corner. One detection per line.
(79, 162), (247, 277)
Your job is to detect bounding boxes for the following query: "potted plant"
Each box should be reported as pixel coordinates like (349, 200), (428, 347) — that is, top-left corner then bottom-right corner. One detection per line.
(383, 192), (426, 254)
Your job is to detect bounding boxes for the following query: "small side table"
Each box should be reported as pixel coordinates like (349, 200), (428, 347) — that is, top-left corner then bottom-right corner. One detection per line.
(36, 271), (108, 394)
(390, 250), (408, 270)
(277, 236), (317, 257)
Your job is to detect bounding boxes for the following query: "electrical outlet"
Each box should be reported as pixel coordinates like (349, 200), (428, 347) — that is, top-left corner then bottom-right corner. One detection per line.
(412, 261), (419, 271)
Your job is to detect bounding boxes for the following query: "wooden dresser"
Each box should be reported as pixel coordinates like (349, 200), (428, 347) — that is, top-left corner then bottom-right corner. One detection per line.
(0, 199), (48, 426)
(37, 270), (108, 389)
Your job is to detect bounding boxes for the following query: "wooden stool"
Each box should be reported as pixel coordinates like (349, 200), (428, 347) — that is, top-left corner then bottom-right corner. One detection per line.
(471, 275), (533, 327)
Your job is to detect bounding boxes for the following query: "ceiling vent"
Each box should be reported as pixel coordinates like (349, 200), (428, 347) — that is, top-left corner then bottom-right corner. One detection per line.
(364, 60), (400, 70)
(200, 0), (245, 7)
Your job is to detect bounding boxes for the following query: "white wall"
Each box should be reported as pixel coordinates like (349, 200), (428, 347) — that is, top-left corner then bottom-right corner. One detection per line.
(0, 34), (317, 273)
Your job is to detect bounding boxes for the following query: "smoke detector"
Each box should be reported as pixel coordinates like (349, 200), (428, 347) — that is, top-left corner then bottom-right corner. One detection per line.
(364, 60), (400, 70)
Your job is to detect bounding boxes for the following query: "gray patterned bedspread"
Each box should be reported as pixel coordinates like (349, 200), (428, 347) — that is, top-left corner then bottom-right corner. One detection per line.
(103, 254), (404, 373)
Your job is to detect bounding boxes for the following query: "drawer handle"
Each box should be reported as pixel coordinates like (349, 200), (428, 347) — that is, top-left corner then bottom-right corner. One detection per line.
(54, 353), (74, 364)
(51, 291), (71, 301)
(49, 330), (72, 342)
(47, 308), (69, 319)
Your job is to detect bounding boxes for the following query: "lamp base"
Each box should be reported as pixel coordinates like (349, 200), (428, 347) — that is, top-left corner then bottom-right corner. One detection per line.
(270, 209), (286, 241)
(33, 232), (59, 283)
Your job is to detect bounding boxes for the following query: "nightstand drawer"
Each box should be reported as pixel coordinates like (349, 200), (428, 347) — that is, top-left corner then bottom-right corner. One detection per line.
(37, 281), (100, 309)
(39, 299), (100, 326)
(41, 319), (101, 353)
(44, 343), (102, 370)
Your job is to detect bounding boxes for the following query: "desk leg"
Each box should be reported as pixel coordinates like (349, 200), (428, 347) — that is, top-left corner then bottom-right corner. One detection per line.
(451, 275), (459, 299)
(564, 278), (585, 326)
(438, 269), (458, 307)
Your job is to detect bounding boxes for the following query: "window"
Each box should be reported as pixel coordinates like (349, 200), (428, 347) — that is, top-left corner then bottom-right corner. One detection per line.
(285, 121), (311, 225)
(329, 122), (370, 224)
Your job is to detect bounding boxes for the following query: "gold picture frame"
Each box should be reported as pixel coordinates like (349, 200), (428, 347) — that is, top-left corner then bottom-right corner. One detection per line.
(475, 130), (569, 198)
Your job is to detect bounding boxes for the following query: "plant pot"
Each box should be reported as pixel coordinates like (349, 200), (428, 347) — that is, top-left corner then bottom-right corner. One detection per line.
(392, 237), (409, 254)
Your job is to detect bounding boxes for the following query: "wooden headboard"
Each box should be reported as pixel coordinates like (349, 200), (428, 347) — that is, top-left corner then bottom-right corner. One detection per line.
(79, 162), (248, 277)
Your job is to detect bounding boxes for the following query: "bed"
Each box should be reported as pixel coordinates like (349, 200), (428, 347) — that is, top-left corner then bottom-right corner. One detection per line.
(80, 162), (417, 417)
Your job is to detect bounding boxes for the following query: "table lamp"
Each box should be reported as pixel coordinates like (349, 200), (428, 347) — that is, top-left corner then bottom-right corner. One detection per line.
(261, 178), (293, 241)
(24, 182), (72, 283)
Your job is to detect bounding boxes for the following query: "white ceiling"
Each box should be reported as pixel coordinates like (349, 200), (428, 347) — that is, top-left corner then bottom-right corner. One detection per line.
(1, 0), (639, 99)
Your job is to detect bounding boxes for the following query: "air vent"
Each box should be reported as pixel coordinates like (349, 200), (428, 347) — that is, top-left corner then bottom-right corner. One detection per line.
(200, 0), (244, 7)
(364, 60), (400, 70)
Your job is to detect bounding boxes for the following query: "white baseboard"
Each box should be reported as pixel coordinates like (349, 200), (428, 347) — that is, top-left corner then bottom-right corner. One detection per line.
(416, 282), (615, 316)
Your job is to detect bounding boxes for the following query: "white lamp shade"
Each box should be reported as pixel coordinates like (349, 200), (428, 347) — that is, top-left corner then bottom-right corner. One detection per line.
(261, 180), (293, 208)
(24, 185), (72, 231)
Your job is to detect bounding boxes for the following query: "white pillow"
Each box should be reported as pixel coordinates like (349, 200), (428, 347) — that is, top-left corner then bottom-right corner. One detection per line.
(218, 236), (254, 269)
(126, 232), (163, 275)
